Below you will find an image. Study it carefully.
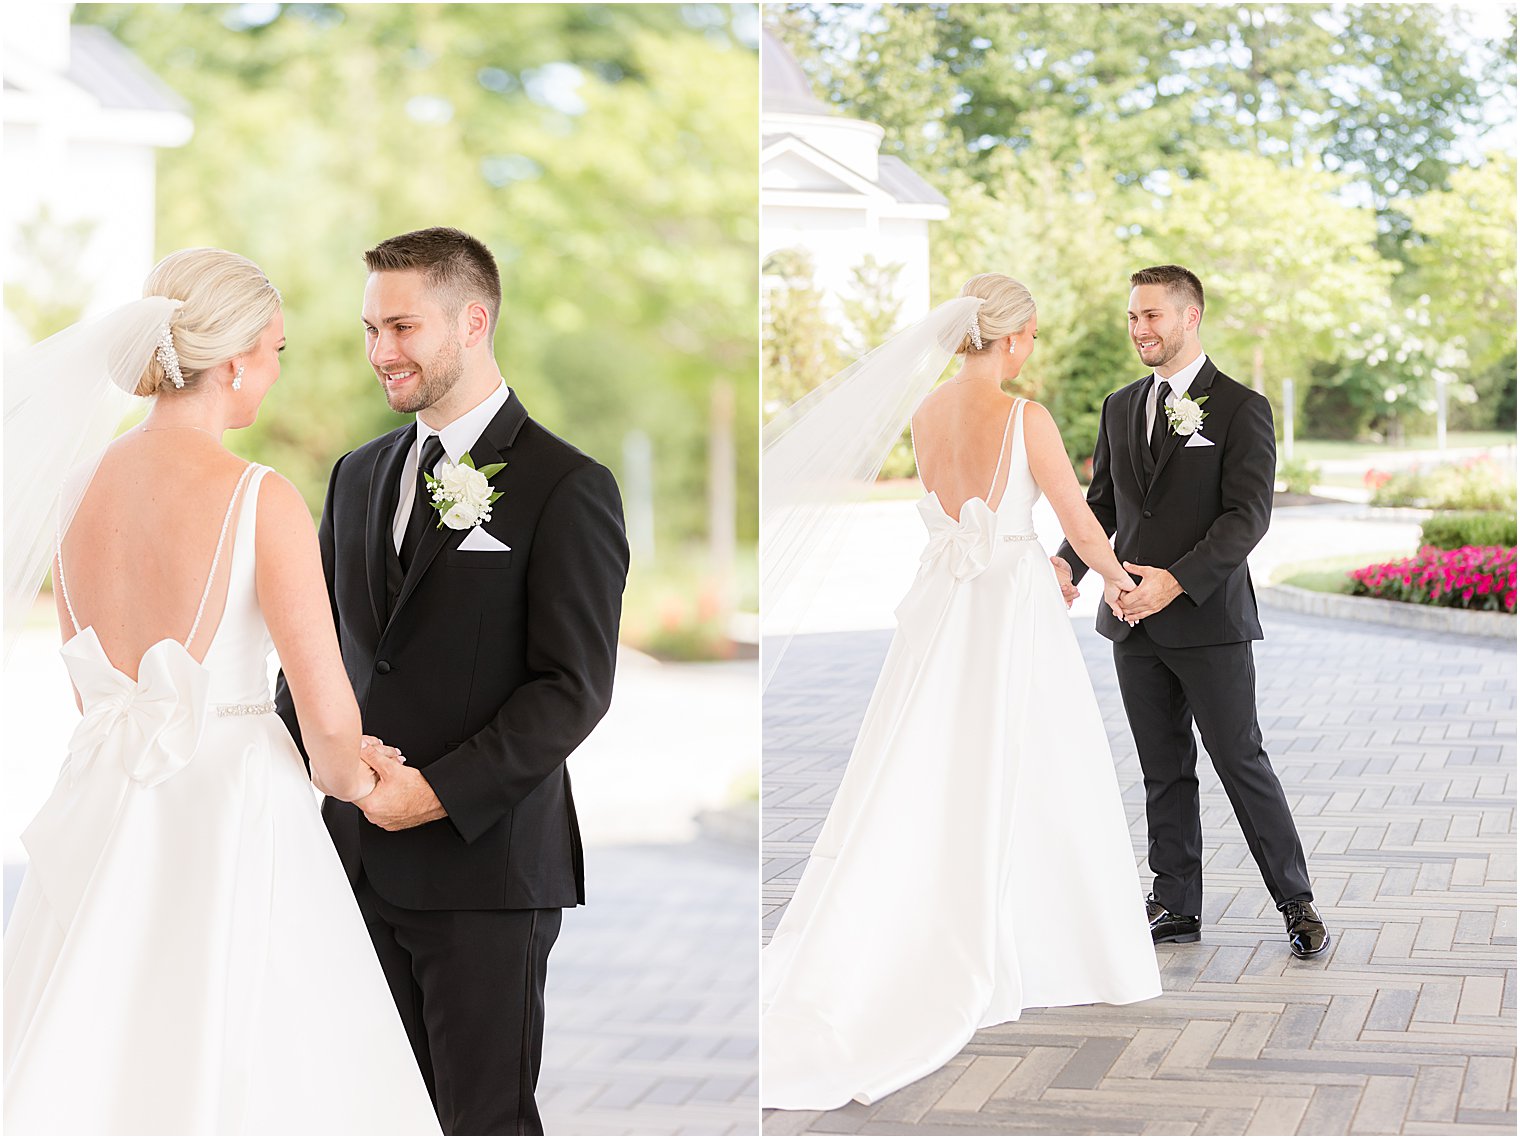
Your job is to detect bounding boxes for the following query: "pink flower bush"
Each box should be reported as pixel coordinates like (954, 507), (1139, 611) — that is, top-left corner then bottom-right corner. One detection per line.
(1348, 546), (1517, 614)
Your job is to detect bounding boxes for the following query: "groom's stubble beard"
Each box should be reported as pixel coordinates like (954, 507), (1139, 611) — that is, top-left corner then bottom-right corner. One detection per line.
(382, 332), (466, 414)
(1134, 319), (1187, 372)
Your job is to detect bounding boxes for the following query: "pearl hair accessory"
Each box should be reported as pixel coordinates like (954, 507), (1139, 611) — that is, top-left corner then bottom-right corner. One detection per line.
(968, 314), (983, 352)
(232, 365), (244, 391)
(155, 323), (185, 389)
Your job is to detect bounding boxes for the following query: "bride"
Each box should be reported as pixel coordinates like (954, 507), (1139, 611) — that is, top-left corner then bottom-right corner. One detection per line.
(3, 249), (441, 1134)
(761, 273), (1162, 1110)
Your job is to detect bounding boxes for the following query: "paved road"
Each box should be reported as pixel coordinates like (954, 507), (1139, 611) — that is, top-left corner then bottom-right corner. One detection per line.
(762, 607), (1515, 1135)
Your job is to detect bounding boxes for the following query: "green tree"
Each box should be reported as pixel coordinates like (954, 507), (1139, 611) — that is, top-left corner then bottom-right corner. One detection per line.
(774, 3), (1507, 224)
(1400, 152), (1518, 428)
(74, 3), (759, 546)
(839, 255), (905, 357)
(4, 211), (97, 340)
(762, 248), (842, 416)
(1136, 151), (1395, 429)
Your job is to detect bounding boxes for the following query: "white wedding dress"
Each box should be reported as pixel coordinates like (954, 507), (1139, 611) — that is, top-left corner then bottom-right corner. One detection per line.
(3, 463), (441, 1135)
(761, 399), (1162, 1110)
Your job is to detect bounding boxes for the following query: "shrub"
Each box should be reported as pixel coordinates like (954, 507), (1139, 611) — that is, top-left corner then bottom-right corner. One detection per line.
(1367, 456), (1518, 512)
(1348, 545), (1517, 613)
(1420, 512), (1519, 550)
(1276, 456), (1321, 495)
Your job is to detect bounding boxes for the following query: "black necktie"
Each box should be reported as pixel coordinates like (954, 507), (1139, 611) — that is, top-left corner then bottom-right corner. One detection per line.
(1149, 382), (1169, 461)
(399, 434), (446, 573)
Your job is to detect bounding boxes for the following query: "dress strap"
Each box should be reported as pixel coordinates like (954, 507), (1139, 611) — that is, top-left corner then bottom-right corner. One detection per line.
(54, 522), (80, 635)
(185, 463), (258, 649)
(984, 399), (1020, 503)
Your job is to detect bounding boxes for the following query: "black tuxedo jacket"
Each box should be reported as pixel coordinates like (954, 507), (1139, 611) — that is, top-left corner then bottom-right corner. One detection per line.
(1056, 359), (1273, 647)
(275, 391), (629, 910)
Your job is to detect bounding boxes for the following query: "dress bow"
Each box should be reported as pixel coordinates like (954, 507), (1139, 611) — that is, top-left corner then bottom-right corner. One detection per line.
(917, 495), (997, 582)
(894, 495), (999, 653)
(22, 631), (212, 929)
(61, 631), (211, 788)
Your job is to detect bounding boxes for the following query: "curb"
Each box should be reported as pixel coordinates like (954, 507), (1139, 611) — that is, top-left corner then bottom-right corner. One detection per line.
(1259, 584), (1516, 640)
(696, 801), (758, 849)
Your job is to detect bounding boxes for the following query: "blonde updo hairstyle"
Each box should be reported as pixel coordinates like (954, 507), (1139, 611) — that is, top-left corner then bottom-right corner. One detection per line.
(956, 273), (1036, 355)
(137, 248), (281, 397)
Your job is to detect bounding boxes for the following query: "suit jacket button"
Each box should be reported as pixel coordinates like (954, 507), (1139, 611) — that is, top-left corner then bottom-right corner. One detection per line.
(1143, 510), (1154, 518)
(376, 660), (392, 675)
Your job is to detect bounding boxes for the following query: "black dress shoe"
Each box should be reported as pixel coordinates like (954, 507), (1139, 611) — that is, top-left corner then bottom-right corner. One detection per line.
(1280, 898), (1330, 958)
(1145, 893), (1201, 944)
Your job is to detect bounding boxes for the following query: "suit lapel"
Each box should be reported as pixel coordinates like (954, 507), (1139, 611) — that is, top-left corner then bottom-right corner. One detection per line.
(390, 390), (531, 619)
(1128, 378), (1150, 491)
(365, 429), (412, 633)
(1149, 359), (1218, 489)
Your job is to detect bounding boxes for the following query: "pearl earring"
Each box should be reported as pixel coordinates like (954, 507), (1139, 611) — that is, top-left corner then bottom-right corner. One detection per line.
(232, 365), (244, 391)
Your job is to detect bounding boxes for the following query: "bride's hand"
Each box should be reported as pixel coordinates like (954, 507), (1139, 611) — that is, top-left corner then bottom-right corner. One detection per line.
(351, 736), (407, 802)
(1103, 577), (1136, 624)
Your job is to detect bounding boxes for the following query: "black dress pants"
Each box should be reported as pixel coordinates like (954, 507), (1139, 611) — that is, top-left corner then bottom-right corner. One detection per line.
(1112, 624), (1312, 916)
(355, 872), (562, 1136)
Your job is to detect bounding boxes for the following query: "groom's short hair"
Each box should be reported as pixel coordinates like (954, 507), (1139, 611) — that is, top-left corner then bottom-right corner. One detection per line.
(1130, 265), (1204, 319)
(364, 227), (502, 333)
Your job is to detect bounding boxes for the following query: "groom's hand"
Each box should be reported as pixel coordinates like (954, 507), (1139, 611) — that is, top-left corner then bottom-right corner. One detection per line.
(1119, 562), (1184, 621)
(1050, 556), (1079, 608)
(359, 762), (448, 831)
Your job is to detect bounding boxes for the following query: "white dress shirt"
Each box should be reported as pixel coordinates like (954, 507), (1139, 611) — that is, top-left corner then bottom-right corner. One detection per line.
(392, 382), (512, 552)
(1145, 351), (1209, 439)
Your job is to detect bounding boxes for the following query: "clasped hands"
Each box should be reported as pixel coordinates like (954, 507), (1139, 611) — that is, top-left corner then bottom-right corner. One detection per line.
(1050, 556), (1183, 625)
(352, 735), (447, 831)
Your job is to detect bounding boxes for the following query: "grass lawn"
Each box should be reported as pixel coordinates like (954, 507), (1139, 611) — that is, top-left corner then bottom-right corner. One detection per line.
(1270, 550), (1411, 594)
(1292, 432), (1515, 463)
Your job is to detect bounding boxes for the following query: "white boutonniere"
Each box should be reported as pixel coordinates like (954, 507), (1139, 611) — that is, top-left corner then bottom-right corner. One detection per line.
(1165, 394), (1209, 437)
(425, 452), (506, 530)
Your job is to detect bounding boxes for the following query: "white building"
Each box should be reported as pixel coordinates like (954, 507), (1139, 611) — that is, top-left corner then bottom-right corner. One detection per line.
(3, 5), (192, 344)
(760, 29), (947, 332)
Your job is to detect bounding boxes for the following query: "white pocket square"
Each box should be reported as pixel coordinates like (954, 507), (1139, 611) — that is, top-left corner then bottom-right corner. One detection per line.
(1184, 432), (1215, 448)
(457, 526), (511, 552)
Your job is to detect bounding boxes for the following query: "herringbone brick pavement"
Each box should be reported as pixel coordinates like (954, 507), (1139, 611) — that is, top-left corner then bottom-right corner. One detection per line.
(761, 609), (1515, 1135)
(541, 840), (758, 1135)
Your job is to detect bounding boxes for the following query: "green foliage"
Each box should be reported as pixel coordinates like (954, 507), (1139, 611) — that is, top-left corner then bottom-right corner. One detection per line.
(74, 4), (758, 546)
(1137, 152), (1395, 405)
(770, 4), (1514, 454)
(839, 255), (905, 357)
(1420, 512), (1519, 551)
(619, 546), (756, 661)
(1275, 456), (1321, 496)
(761, 248), (842, 417)
(775, 4), (1506, 213)
(1399, 153), (1518, 430)
(1368, 458), (1518, 512)
(4, 210), (96, 340)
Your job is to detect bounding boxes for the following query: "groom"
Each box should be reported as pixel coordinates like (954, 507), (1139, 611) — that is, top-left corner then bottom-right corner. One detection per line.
(276, 226), (629, 1133)
(1053, 265), (1328, 959)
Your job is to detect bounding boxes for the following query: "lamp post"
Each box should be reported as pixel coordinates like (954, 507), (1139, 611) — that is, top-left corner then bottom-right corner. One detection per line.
(1435, 374), (1448, 452)
(1282, 377), (1295, 461)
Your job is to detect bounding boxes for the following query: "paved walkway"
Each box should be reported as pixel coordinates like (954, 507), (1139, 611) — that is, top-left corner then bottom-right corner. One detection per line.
(762, 608), (1515, 1135)
(543, 840), (758, 1136)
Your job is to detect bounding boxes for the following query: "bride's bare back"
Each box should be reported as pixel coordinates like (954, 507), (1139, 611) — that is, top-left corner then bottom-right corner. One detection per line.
(55, 430), (253, 678)
(911, 384), (1019, 520)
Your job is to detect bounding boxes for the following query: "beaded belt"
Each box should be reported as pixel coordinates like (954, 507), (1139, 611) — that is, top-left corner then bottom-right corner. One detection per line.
(1002, 533), (1039, 542)
(215, 701), (277, 717)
